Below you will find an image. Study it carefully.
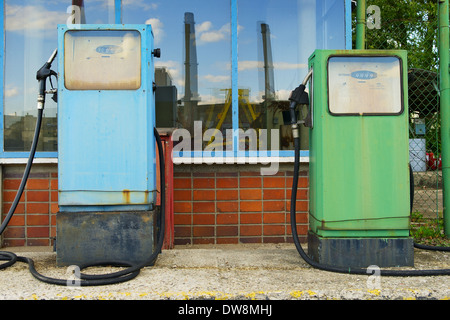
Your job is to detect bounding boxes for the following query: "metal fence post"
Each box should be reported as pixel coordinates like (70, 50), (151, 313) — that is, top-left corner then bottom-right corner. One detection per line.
(439, 0), (450, 236)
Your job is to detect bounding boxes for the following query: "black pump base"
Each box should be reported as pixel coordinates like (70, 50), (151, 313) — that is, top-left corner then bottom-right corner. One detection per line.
(307, 232), (414, 268)
(56, 209), (159, 267)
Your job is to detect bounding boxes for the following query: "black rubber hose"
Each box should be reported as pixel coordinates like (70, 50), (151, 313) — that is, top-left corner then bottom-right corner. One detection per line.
(0, 108), (43, 270)
(1, 126), (166, 286)
(290, 136), (450, 276)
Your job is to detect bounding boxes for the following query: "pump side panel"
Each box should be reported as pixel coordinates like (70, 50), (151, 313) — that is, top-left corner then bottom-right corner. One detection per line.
(308, 50), (410, 238)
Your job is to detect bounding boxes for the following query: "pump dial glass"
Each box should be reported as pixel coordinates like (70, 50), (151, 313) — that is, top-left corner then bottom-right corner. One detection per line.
(328, 56), (402, 115)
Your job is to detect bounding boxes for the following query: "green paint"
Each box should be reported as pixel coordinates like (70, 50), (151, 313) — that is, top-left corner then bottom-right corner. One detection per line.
(308, 49), (410, 238)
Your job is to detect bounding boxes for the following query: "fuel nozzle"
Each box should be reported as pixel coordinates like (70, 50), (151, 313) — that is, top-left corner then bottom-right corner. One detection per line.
(36, 49), (58, 109)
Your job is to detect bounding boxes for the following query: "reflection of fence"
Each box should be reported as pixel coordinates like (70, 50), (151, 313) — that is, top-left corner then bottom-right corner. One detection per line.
(363, 3), (441, 218)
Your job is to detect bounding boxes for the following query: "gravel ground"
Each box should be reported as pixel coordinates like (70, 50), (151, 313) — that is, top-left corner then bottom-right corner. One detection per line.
(0, 243), (449, 300)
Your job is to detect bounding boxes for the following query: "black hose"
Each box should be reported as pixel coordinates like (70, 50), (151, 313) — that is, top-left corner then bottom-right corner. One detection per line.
(0, 124), (166, 286)
(290, 136), (450, 276)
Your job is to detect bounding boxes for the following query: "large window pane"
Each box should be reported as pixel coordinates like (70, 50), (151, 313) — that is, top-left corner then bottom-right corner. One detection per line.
(4, 0), (115, 152)
(123, 0), (231, 150)
(237, 0), (346, 150)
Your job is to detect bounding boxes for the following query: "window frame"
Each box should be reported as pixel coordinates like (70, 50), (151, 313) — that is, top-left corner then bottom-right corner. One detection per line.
(0, 0), (352, 162)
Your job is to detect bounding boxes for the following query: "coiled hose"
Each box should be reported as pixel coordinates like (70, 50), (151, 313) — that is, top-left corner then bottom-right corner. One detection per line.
(0, 118), (166, 286)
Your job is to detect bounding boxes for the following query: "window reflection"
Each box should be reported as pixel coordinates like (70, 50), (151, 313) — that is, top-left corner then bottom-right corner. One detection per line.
(123, 1), (231, 150)
(4, 0), (115, 152)
(237, 0), (346, 150)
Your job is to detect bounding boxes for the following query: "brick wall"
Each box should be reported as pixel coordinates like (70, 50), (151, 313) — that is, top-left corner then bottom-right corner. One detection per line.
(173, 164), (309, 245)
(1, 164), (58, 247)
(0, 163), (309, 247)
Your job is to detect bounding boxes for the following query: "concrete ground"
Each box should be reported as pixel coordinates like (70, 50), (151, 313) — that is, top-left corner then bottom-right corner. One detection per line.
(0, 243), (448, 300)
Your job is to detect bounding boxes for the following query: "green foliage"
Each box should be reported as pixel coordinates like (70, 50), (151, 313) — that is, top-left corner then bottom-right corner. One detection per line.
(410, 211), (450, 246)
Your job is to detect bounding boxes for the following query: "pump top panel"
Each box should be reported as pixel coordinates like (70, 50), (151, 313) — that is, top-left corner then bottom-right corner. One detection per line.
(57, 24), (157, 212)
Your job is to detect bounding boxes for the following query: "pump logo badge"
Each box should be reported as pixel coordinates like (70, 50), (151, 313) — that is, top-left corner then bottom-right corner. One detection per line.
(351, 70), (377, 80)
(96, 45), (123, 55)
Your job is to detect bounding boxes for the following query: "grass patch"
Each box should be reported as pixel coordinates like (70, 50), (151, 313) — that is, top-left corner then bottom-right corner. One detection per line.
(410, 211), (450, 247)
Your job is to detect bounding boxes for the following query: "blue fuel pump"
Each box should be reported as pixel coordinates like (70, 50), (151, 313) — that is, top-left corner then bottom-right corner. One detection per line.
(0, 25), (167, 286)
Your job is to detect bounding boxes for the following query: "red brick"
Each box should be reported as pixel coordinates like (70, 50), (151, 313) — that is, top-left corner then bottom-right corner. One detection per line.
(286, 188), (308, 200)
(193, 202), (215, 213)
(216, 178), (238, 188)
(50, 179), (58, 190)
(174, 202), (192, 213)
(193, 226), (214, 237)
(174, 213), (191, 225)
(175, 226), (191, 237)
(240, 225), (262, 236)
(28, 239), (50, 246)
(263, 225), (285, 236)
(216, 202), (238, 213)
(27, 203), (49, 214)
(217, 213), (238, 224)
(27, 191), (49, 202)
(174, 178), (191, 189)
(193, 213), (215, 225)
(263, 189), (285, 200)
(240, 213), (262, 224)
(7, 215), (25, 226)
(193, 178), (215, 188)
(51, 191), (58, 202)
(263, 212), (285, 224)
(263, 177), (285, 188)
(240, 177), (261, 188)
(174, 189), (191, 201)
(263, 201), (285, 212)
(3, 203), (25, 214)
(193, 238), (214, 244)
(26, 179), (49, 190)
(4, 227), (25, 238)
(286, 200), (308, 212)
(3, 239), (25, 247)
(3, 179), (21, 190)
(216, 189), (238, 201)
(240, 189), (262, 200)
(3, 191), (25, 202)
(286, 176), (308, 188)
(51, 203), (59, 214)
(27, 215), (49, 226)
(217, 226), (238, 237)
(27, 226), (49, 238)
(193, 190), (215, 201)
(240, 201), (262, 212)
(217, 238), (239, 244)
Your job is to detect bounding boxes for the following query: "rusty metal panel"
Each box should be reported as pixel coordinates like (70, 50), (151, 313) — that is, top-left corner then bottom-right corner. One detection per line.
(56, 210), (158, 266)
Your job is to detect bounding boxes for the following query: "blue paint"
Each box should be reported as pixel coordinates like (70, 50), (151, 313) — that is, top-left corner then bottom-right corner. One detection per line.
(115, 0), (122, 24)
(231, 0), (239, 154)
(57, 24), (156, 212)
(345, 0), (352, 49)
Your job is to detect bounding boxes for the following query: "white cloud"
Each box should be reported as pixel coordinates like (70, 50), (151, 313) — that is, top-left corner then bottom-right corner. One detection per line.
(203, 74), (231, 83)
(122, 0), (158, 11)
(5, 86), (19, 98)
(196, 22), (232, 45)
(145, 18), (165, 44)
(5, 4), (64, 33)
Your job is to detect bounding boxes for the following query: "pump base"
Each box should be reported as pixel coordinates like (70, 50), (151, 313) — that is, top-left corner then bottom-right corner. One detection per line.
(56, 209), (159, 267)
(307, 232), (414, 268)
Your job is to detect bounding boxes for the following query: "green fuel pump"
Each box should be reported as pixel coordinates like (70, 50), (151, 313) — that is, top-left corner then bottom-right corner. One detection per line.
(289, 49), (450, 276)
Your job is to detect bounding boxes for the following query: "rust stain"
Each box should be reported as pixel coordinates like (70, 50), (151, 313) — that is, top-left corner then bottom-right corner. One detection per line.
(123, 189), (131, 204)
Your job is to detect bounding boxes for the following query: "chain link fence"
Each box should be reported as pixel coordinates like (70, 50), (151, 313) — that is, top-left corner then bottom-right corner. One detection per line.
(361, 1), (442, 220)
